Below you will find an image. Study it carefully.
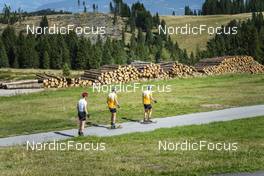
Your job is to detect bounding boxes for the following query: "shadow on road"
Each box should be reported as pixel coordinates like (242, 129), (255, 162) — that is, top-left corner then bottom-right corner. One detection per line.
(54, 132), (75, 137)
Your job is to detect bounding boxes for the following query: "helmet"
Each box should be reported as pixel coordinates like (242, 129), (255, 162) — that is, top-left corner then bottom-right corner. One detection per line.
(147, 85), (152, 91)
(82, 92), (88, 97)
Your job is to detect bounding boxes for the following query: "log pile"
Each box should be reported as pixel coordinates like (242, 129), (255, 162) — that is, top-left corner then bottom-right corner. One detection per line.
(0, 80), (43, 89)
(195, 56), (264, 75)
(134, 63), (169, 79)
(82, 65), (140, 85)
(37, 73), (92, 88)
(160, 62), (199, 77)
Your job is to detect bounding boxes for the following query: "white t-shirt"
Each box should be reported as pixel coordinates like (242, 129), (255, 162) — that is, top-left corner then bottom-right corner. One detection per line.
(77, 98), (87, 112)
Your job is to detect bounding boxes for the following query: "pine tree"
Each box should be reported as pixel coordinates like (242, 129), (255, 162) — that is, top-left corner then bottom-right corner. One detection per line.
(160, 19), (167, 41)
(110, 2), (114, 13)
(40, 16), (49, 29)
(65, 31), (78, 69)
(90, 44), (102, 69)
(189, 52), (195, 65)
(0, 38), (9, 68)
(62, 63), (71, 77)
(102, 38), (113, 65)
(137, 28), (145, 44)
(36, 36), (51, 69)
(57, 35), (70, 67)
(48, 35), (62, 69)
(145, 29), (153, 46)
(2, 26), (17, 67)
(112, 40), (127, 64)
(42, 51), (50, 69)
(129, 15), (136, 32)
(76, 37), (90, 69)
(155, 49), (162, 63)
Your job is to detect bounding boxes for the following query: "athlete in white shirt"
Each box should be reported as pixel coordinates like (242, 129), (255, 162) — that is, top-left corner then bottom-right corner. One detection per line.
(77, 92), (88, 136)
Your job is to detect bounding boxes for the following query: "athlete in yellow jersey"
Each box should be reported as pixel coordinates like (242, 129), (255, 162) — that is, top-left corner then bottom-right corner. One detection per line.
(142, 85), (157, 122)
(107, 88), (120, 129)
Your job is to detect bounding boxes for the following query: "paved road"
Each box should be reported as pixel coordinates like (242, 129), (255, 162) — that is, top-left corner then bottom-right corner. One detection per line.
(0, 89), (44, 97)
(0, 105), (264, 147)
(213, 171), (264, 176)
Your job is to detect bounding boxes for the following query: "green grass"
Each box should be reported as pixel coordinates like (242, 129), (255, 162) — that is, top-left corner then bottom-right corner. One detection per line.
(0, 68), (84, 81)
(161, 13), (253, 54)
(0, 116), (263, 176)
(0, 74), (263, 137)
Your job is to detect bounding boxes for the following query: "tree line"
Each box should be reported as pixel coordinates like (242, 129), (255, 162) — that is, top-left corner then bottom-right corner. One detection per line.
(184, 6), (202, 16)
(202, 0), (264, 15)
(0, 0), (195, 69)
(0, 19), (192, 69)
(196, 13), (264, 65)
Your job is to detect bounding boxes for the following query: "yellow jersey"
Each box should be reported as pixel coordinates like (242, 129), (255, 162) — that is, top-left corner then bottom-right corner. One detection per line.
(143, 90), (152, 105)
(107, 92), (117, 108)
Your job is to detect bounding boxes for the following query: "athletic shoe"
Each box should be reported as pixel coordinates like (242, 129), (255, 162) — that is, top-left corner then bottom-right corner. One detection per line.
(78, 131), (84, 136)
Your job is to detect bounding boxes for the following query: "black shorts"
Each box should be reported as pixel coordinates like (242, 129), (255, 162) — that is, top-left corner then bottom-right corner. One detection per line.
(78, 112), (87, 121)
(144, 104), (152, 110)
(109, 108), (117, 113)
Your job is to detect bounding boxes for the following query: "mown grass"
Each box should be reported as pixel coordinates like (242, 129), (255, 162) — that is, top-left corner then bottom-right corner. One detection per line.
(0, 116), (263, 176)
(0, 74), (263, 137)
(162, 13), (253, 54)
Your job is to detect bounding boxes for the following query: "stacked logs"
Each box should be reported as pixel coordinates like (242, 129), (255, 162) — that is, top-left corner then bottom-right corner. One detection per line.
(160, 62), (199, 77)
(0, 80), (43, 89)
(37, 73), (93, 88)
(82, 65), (140, 85)
(17, 55), (261, 89)
(133, 63), (169, 79)
(195, 56), (264, 75)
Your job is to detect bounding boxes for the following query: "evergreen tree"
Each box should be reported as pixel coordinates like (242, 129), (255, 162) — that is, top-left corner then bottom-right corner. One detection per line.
(112, 40), (127, 64)
(0, 38), (9, 67)
(39, 16), (49, 30)
(155, 49), (162, 63)
(48, 35), (62, 69)
(145, 29), (153, 46)
(110, 2), (114, 13)
(2, 26), (17, 67)
(42, 51), (50, 69)
(102, 38), (114, 65)
(76, 37), (90, 69)
(62, 63), (71, 77)
(189, 52), (195, 65)
(90, 44), (102, 69)
(36, 35), (51, 69)
(137, 28), (145, 44)
(65, 31), (78, 69)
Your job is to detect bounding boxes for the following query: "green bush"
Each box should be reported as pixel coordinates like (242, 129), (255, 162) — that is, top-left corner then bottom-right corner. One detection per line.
(62, 63), (71, 77)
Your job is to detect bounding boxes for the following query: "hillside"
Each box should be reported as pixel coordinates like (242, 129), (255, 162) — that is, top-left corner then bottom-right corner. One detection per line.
(0, 12), (254, 54)
(0, 12), (125, 42)
(162, 13), (253, 54)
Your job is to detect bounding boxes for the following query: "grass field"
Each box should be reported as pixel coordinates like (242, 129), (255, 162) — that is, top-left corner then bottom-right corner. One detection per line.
(0, 74), (263, 137)
(162, 13), (252, 54)
(0, 69), (83, 81)
(0, 116), (263, 176)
